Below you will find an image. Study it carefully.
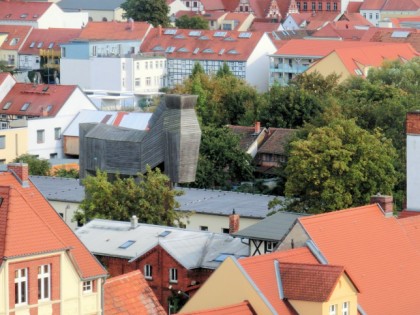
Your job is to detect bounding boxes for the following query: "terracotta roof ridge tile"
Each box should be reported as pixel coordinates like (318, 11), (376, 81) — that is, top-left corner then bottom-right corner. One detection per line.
(299, 204), (380, 221)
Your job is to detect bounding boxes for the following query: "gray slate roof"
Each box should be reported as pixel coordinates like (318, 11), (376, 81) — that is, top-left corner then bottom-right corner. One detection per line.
(76, 219), (248, 269)
(232, 211), (306, 241)
(57, 0), (125, 11)
(30, 176), (280, 218)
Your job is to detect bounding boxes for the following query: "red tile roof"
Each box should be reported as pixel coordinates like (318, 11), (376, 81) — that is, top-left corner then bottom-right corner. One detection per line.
(382, 0), (420, 11)
(298, 204), (420, 314)
(360, 0), (387, 10)
(250, 21), (281, 32)
(345, 1), (363, 13)
(177, 301), (256, 315)
(0, 1), (52, 21)
(0, 83), (78, 117)
(0, 72), (14, 85)
(239, 247), (318, 314)
(77, 21), (152, 41)
(362, 28), (420, 53)
(0, 170), (106, 278)
(227, 125), (262, 151)
(258, 128), (294, 155)
(104, 270), (166, 315)
(141, 28), (266, 61)
(20, 28), (82, 55)
(280, 263), (355, 302)
(201, 0), (226, 11)
(224, 12), (253, 29)
(311, 24), (368, 41)
(0, 25), (33, 51)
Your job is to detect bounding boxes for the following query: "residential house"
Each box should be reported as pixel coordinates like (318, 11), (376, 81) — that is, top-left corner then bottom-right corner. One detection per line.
(140, 28), (277, 91)
(306, 42), (419, 83)
(76, 217), (249, 313)
(79, 94), (201, 184)
(277, 197), (420, 314)
(250, 21), (283, 32)
(57, 0), (126, 22)
(62, 109), (152, 157)
(179, 247), (359, 315)
(0, 1), (88, 29)
(29, 175), (278, 232)
(104, 270), (166, 314)
(362, 28), (420, 53)
(0, 162), (107, 314)
(232, 211), (305, 256)
(360, 0), (420, 27)
(310, 21), (371, 41)
(269, 39), (387, 86)
(18, 28), (82, 77)
(227, 122), (266, 158)
(0, 25), (33, 71)
(167, 0), (189, 17)
(220, 12), (255, 31)
(174, 11), (228, 30)
(0, 73), (98, 161)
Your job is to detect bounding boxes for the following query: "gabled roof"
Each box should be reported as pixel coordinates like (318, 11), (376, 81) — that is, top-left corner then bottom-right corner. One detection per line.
(0, 25), (33, 51)
(311, 23), (368, 40)
(362, 28), (420, 53)
(258, 128), (294, 155)
(177, 301), (256, 315)
(76, 219), (248, 270)
(297, 204), (420, 314)
(223, 12), (254, 30)
(239, 247), (319, 314)
(0, 83), (78, 117)
(227, 125), (262, 152)
(0, 72), (14, 85)
(233, 211), (304, 241)
(201, 0), (226, 11)
(346, 1), (363, 13)
(140, 28), (266, 62)
(279, 263), (352, 302)
(382, 0), (420, 11)
(76, 21), (152, 41)
(250, 21), (281, 32)
(57, 0), (125, 11)
(20, 28), (82, 55)
(221, 0), (240, 11)
(104, 270), (166, 315)
(0, 169), (106, 279)
(360, 0), (387, 10)
(0, 1), (52, 21)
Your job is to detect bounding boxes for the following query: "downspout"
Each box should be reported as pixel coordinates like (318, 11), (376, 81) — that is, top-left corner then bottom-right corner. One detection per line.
(101, 277), (105, 315)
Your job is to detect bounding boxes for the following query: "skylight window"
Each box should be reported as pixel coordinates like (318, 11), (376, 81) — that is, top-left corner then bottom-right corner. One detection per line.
(193, 48), (199, 54)
(48, 42), (54, 49)
(20, 13), (28, 18)
(46, 105), (53, 112)
(165, 46), (176, 53)
(189, 30), (202, 37)
(159, 230), (171, 237)
(10, 38), (19, 46)
(199, 35), (209, 40)
(203, 48), (214, 53)
(118, 240), (136, 249)
(29, 42), (35, 48)
(21, 102), (30, 111)
(391, 31), (410, 38)
(178, 47), (189, 52)
(164, 29), (177, 35)
(3, 102), (12, 110)
(238, 32), (252, 38)
(223, 37), (236, 41)
(218, 48), (225, 55)
(227, 49), (239, 54)
(152, 45), (164, 51)
(354, 69), (363, 76)
(213, 254), (233, 262)
(174, 34), (186, 39)
(37, 42), (43, 48)
(214, 31), (227, 37)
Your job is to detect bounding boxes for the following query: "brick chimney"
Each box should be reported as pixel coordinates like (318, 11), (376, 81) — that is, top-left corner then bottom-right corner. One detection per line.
(406, 111), (420, 211)
(371, 194), (393, 218)
(229, 209), (240, 234)
(158, 25), (162, 37)
(254, 121), (261, 134)
(8, 163), (29, 187)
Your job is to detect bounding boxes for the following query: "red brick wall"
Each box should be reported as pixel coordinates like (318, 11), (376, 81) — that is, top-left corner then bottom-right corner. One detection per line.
(407, 112), (420, 134)
(7, 163), (29, 182)
(295, 0), (341, 11)
(9, 255), (61, 313)
(98, 245), (214, 312)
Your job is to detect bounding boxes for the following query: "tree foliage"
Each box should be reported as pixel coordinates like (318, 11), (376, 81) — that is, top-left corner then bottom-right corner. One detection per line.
(175, 15), (209, 29)
(190, 126), (254, 189)
(283, 118), (398, 214)
(75, 166), (186, 226)
(13, 154), (50, 176)
(121, 0), (170, 27)
(53, 167), (79, 179)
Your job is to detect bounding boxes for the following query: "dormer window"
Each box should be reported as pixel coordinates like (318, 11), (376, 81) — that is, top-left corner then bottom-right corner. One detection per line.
(3, 102), (12, 110)
(48, 42), (54, 49)
(20, 13), (28, 18)
(21, 103), (30, 111)
(10, 38), (19, 46)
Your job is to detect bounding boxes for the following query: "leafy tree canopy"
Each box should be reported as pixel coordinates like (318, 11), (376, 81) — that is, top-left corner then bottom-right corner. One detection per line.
(13, 154), (50, 176)
(283, 118), (398, 214)
(175, 15), (209, 29)
(53, 167), (79, 179)
(121, 0), (170, 27)
(75, 166), (186, 226)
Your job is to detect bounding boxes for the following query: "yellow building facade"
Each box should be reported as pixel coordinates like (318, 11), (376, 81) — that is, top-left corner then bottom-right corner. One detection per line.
(0, 128), (28, 163)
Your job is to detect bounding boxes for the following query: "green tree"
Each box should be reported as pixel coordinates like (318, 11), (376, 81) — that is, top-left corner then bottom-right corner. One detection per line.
(175, 15), (209, 29)
(54, 168), (79, 179)
(191, 126), (254, 189)
(291, 71), (340, 97)
(121, 0), (170, 27)
(13, 154), (50, 176)
(74, 166), (185, 225)
(216, 62), (233, 78)
(283, 118), (398, 214)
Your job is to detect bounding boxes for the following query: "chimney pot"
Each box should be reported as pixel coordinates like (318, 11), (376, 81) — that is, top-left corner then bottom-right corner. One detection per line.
(255, 121), (261, 134)
(229, 210), (240, 234)
(130, 215), (138, 229)
(370, 194), (393, 217)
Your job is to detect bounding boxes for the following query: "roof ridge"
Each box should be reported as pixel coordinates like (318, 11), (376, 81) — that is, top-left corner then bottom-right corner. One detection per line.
(299, 203), (380, 221)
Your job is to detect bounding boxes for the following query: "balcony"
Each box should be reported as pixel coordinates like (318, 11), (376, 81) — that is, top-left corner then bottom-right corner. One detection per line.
(270, 63), (309, 74)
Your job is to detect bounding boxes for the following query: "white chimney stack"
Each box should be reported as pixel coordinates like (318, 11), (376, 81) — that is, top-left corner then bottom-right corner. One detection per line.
(130, 215), (138, 229)
(406, 112), (420, 211)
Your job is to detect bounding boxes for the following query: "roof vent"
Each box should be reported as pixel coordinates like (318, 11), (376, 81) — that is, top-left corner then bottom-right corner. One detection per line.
(130, 215), (138, 229)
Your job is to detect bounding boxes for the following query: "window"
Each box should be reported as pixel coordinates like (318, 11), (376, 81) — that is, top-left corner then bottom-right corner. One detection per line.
(122, 62), (125, 70)
(3, 102), (12, 110)
(145, 61), (148, 69)
(62, 47), (66, 58)
(48, 42), (54, 49)
(326, 2), (331, 10)
(15, 268), (28, 304)
(265, 241), (278, 253)
(21, 102), (30, 111)
(146, 77), (151, 86)
(150, 61), (153, 69)
(54, 127), (61, 140)
(37, 42), (43, 48)
(329, 304), (337, 315)
(333, 2), (337, 10)
(122, 78), (125, 87)
(38, 264), (50, 300)
(83, 280), (92, 293)
(369, 13), (372, 19)
(29, 41), (35, 48)
(342, 301), (349, 315)
(136, 62), (140, 70)
(0, 136), (5, 149)
(169, 268), (178, 283)
(155, 61), (159, 68)
(318, 1), (322, 10)
(376, 13), (379, 19)
(200, 226), (208, 231)
(37, 129), (45, 144)
(119, 240), (136, 249)
(135, 78), (141, 87)
(312, 2), (316, 10)
(92, 46), (97, 56)
(222, 228), (229, 234)
(144, 264), (152, 279)
(303, 2), (307, 10)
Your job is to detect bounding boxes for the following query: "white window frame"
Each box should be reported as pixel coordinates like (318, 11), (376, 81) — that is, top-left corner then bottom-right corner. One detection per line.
(83, 280), (92, 293)
(37, 129), (45, 144)
(329, 304), (337, 315)
(342, 301), (349, 315)
(169, 268), (178, 283)
(15, 268), (28, 305)
(144, 264), (153, 280)
(54, 127), (61, 140)
(38, 264), (51, 300)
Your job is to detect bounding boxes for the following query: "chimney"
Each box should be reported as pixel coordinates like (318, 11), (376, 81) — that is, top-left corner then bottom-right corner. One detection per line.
(130, 215), (138, 229)
(158, 25), (162, 37)
(229, 209), (240, 234)
(8, 163), (29, 187)
(42, 107), (48, 117)
(254, 121), (261, 134)
(371, 194), (393, 218)
(406, 111), (420, 211)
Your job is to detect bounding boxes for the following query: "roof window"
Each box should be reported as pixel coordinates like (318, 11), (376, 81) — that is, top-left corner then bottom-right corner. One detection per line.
(203, 48), (214, 53)
(189, 30), (202, 36)
(3, 102), (12, 110)
(152, 45), (164, 51)
(20, 13), (28, 18)
(164, 29), (177, 35)
(165, 46), (176, 53)
(213, 253), (233, 262)
(29, 42), (35, 48)
(227, 49), (239, 54)
(174, 34), (186, 39)
(37, 42), (43, 48)
(118, 240), (136, 249)
(10, 38), (19, 46)
(199, 35), (209, 40)
(48, 42), (54, 49)
(178, 47), (189, 52)
(214, 31), (227, 37)
(159, 230), (171, 237)
(21, 102), (30, 111)
(238, 32), (252, 38)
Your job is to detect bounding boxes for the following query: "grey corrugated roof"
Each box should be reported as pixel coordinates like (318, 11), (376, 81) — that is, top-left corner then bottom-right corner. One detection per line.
(30, 177), (281, 218)
(76, 219), (248, 269)
(58, 0), (125, 11)
(232, 211), (306, 241)
(84, 124), (147, 141)
(63, 110), (151, 136)
(30, 176), (84, 203)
